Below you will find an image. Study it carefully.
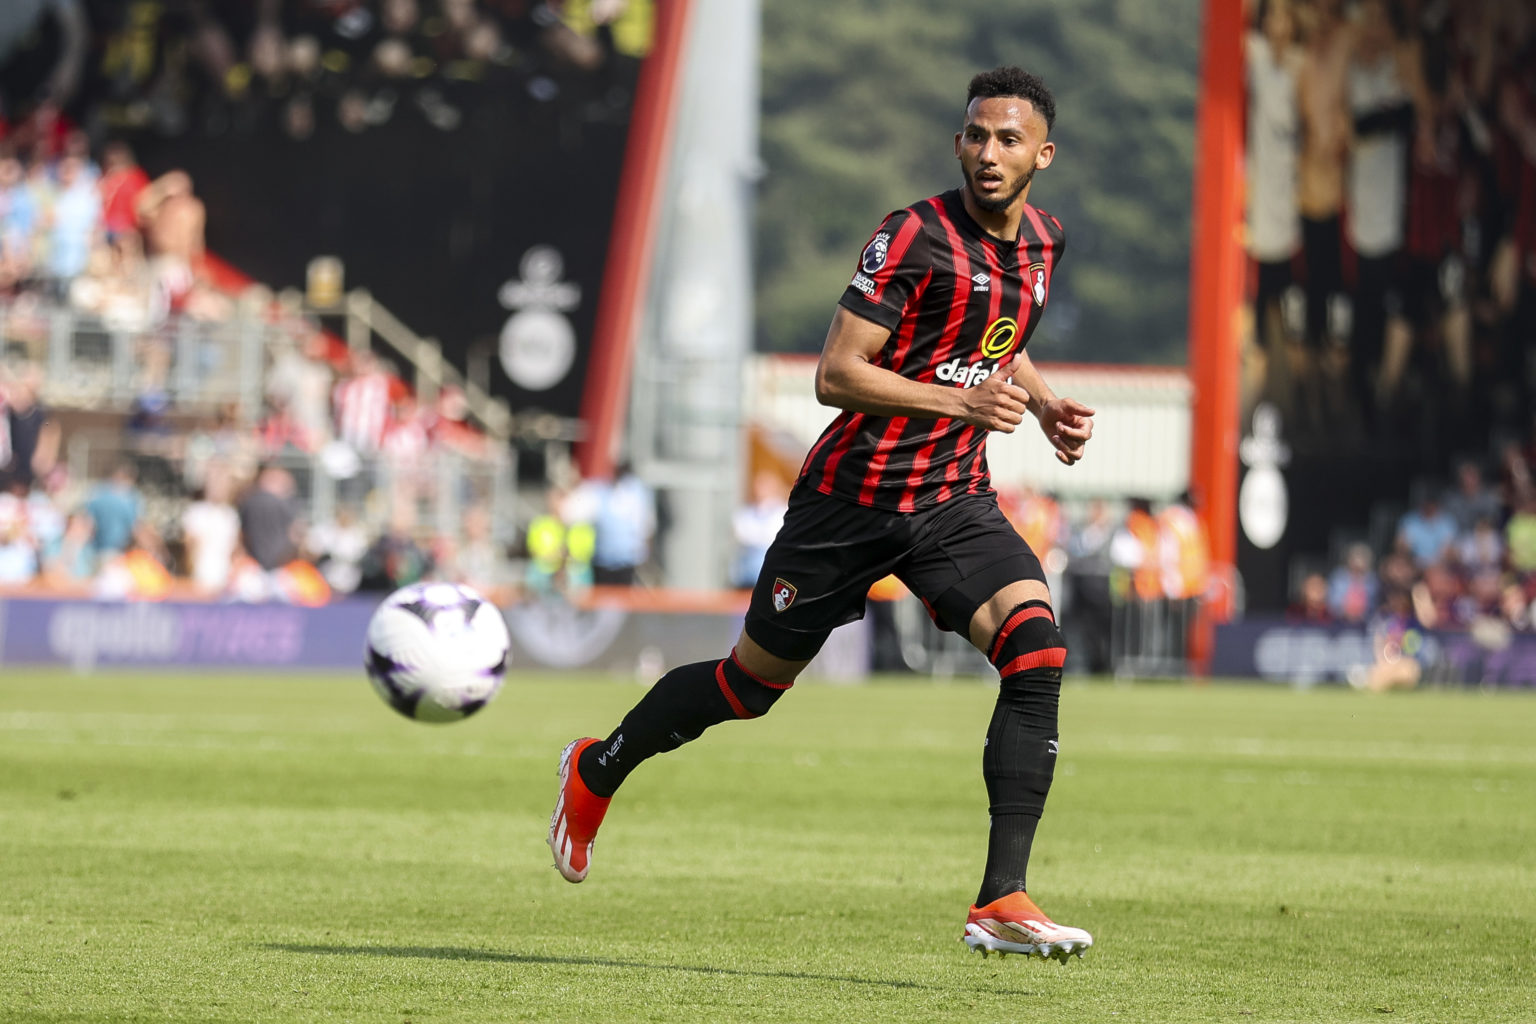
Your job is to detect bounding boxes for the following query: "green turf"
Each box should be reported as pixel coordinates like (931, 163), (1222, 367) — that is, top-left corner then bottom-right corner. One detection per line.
(1, 669), (1533, 1023)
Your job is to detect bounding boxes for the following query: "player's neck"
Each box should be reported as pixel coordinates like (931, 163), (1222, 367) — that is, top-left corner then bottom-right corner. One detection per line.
(960, 184), (1029, 242)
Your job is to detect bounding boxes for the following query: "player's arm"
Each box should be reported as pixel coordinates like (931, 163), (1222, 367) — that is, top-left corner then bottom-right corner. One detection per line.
(1008, 346), (1096, 466)
(813, 307), (1030, 432)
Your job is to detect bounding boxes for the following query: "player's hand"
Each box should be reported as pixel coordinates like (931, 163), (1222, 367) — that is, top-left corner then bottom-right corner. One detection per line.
(1039, 396), (1095, 465)
(957, 351), (1030, 432)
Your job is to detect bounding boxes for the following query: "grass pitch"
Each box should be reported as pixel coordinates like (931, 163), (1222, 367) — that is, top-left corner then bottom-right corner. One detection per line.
(2, 669), (1533, 1023)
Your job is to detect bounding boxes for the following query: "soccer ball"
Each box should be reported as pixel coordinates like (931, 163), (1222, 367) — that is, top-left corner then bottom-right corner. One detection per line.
(364, 582), (512, 723)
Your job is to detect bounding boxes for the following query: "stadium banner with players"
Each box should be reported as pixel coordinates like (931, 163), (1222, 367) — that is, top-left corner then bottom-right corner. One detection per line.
(1212, 618), (1536, 688)
(0, 596), (868, 678)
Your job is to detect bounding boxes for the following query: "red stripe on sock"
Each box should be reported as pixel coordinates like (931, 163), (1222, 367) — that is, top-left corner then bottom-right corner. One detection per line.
(998, 648), (1067, 677)
(987, 606), (1055, 663)
(715, 660), (754, 719)
(730, 648), (794, 690)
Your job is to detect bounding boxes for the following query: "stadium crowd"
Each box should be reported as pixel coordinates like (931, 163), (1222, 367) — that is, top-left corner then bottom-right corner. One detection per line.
(1243, 0), (1536, 456)
(1297, 435), (1536, 634)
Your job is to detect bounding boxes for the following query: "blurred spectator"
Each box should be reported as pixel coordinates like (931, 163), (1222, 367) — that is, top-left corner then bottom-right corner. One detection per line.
(181, 461), (240, 595)
(0, 362), (58, 492)
(731, 471), (787, 588)
(1111, 497), (1161, 603)
(42, 153), (99, 290)
(1396, 494), (1457, 568)
(83, 461), (140, 559)
(450, 502), (505, 595)
(333, 349), (393, 457)
(427, 384), (486, 459)
(183, 402), (259, 492)
(136, 170), (224, 320)
(1296, 0), (1351, 354)
(1345, 0), (1416, 432)
(1508, 492), (1536, 576)
(1157, 491), (1210, 604)
(358, 501), (433, 591)
(1443, 460), (1502, 533)
(266, 330), (334, 450)
(1065, 497), (1115, 674)
(238, 464), (300, 571)
(43, 508), (92, 584)
(1455, 517), (1505, 576)
(1350, 585), (1426, 692)
(0, 490), (38, 583)
(257, 393), (317, 457)
(523, 485), (593, 599)
(97, 142), (149, 261)
(1245, 0), (1303, 358)
(0, 152), (37, 288)
(1327, 541), (1378, 623)
(95, 521), (174, 601)
(308, 504), (369, 595)
(589, 460), (655, 586)
(1288, 570), (1332, 623)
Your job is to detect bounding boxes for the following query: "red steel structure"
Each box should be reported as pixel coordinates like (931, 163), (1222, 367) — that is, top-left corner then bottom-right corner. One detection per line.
(1187, 0), (1245, 667)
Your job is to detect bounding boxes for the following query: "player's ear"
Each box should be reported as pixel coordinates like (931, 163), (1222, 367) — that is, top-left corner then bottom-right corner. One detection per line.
(1035, 140), (1055, 170)
(954, 131), (964, 159)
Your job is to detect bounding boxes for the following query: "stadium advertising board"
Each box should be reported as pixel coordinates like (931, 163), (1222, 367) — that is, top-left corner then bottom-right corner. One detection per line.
(1213, 619), (1536, 688)
(0, 597), (835, 676)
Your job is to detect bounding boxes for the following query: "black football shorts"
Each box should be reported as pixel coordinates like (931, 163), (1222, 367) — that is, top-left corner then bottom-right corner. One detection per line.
(743, 483), (1045, 661)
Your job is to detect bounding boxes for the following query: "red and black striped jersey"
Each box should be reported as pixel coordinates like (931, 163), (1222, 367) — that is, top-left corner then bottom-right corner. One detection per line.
(797, 188), (1067, 512)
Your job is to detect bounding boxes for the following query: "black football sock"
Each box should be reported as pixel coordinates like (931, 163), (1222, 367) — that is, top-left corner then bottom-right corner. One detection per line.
(576, 652), (791, 798)
(976, 601), (1065, 907)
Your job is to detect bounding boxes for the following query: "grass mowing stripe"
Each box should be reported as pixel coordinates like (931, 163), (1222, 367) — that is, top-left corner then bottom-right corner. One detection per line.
(1, 671), (1532, 1023)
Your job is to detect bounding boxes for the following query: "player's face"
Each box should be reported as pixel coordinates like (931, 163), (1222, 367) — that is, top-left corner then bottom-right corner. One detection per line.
(955, 97), (1055, 214)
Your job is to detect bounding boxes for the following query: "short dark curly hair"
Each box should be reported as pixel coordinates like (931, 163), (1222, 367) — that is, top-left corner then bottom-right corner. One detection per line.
(966, 66), (1056, 133)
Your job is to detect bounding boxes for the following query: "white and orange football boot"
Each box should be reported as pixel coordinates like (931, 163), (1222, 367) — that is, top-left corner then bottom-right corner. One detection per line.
(548, 738), (611, 883)
(963, 891), (1093, 962)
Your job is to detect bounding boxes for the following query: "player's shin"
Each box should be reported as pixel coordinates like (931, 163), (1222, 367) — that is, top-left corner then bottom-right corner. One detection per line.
(576, 649), (792, 797)
(977, 600), (1065, 906)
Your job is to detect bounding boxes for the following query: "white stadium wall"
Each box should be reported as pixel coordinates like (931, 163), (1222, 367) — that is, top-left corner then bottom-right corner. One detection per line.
(745, 354), (1191, 501)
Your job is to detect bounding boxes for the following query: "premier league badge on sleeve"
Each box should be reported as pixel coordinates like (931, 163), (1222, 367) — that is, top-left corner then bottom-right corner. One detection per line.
(772, 578), (798, 613)
(861, 232), (891, 274)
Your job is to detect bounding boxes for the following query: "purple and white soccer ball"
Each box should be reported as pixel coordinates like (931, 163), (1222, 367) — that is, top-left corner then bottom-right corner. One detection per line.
(364, 582), (511, 723)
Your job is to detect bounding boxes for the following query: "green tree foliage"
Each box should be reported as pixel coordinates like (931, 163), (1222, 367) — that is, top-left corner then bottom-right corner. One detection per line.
(757, 0), (1200, 364)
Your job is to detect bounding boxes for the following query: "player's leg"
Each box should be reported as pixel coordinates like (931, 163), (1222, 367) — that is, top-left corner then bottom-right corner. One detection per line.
(901, 496), (1090, 959)
(549, 486), (897, 882)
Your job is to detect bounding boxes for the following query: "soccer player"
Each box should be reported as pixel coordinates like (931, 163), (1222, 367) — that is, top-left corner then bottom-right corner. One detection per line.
(550, 66), (1097, 961)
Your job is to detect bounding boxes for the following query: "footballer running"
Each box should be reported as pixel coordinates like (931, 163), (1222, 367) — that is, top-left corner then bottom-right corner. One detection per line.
(549, 65), (1097, 961)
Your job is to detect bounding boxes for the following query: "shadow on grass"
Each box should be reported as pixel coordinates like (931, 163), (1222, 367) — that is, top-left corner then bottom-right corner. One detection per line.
(266, 943), (1036, 995)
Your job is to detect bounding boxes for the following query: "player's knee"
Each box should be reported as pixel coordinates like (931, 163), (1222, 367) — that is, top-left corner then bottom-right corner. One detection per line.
(718, 650), (793, 719)
(987, 600), (1067, 686)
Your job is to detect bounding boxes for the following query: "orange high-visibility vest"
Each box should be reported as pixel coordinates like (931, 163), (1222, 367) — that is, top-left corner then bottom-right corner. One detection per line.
(1157, 505), (1210, 601)
(1126, 509), (1163, 600)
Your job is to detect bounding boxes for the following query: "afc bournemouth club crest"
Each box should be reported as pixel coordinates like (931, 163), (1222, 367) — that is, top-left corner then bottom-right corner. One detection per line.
(772, 578), (797, 613)
(1028, 262), (1048, 306)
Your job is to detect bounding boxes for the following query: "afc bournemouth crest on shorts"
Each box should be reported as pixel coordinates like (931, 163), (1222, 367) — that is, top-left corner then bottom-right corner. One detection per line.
(771, 578), (797, 613)
(1028, 262), (1048, 306)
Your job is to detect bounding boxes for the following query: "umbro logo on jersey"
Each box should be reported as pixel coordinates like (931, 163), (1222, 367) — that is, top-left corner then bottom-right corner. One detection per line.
(772, 578), (797, 613)
(971, 271), (990, 292)
(1047, 740), (1059, 755)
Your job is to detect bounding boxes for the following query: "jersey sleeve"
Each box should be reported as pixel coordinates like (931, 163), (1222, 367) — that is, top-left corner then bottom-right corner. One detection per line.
(837, 209), (931, 332)
(1046, 214), (1067, 270)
